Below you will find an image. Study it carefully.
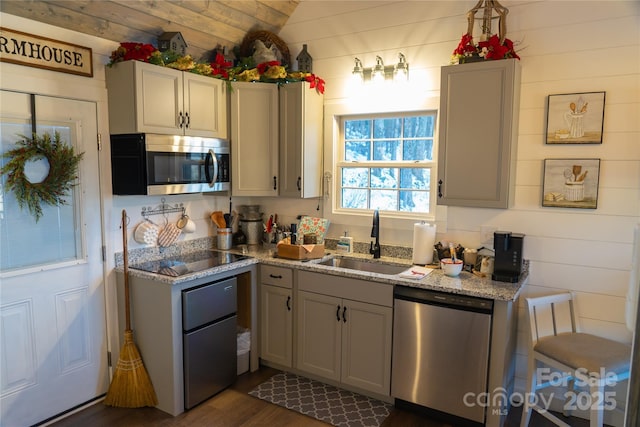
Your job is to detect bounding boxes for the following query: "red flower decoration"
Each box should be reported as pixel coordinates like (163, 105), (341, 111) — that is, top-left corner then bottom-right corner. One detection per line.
(305, 74), (325, 94)
(451, 33), (519, 62)
(257, 61), (281, 74)
(109, 42), (159, 65)
(210, 52), (232, 79)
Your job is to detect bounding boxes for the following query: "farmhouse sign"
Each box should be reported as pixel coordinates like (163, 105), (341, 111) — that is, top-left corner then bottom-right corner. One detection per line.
(0, 27), (93, 77)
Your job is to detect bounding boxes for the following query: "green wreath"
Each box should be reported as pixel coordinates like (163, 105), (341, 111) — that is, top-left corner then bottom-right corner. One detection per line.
(1, 132), (84, 222)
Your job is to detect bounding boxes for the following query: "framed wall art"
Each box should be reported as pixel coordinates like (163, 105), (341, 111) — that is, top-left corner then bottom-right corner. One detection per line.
(545, 91), (605, 144)
(542, 159), (600, 209)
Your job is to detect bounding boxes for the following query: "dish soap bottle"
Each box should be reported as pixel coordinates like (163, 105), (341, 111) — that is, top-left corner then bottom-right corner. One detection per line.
(337, 231), (353, 253)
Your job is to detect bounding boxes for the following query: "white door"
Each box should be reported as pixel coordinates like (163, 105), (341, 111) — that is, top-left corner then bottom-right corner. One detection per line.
(0, 91), (108, 426)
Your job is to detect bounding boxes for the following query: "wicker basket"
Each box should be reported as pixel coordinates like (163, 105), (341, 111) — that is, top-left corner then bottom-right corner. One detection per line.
(239, 30), (290, 66)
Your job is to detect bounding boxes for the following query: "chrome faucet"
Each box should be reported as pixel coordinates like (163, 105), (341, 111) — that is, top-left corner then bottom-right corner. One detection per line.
(370, 209), (381, 259)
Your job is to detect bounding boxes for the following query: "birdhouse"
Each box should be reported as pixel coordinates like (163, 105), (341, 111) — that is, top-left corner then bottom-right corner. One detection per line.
(158, 32), (187, 56)
(296, 44), (312, 73)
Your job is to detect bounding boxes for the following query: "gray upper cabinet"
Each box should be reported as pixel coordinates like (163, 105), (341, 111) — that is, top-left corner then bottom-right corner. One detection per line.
(106, 60), (227, 138)
(230, 81), (279, 197)
(279, 82), (324, 198)
(437, 59), (521, 208)
(230, 81), (324, 198)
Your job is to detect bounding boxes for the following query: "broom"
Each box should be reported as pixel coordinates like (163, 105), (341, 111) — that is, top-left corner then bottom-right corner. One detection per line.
(104, 209), (158, 407)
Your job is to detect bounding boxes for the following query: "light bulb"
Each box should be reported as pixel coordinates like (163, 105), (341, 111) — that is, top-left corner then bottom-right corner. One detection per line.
(371, 55), (385, 84)
(394, 53), (409, 83)
(352, 57), (364, 85)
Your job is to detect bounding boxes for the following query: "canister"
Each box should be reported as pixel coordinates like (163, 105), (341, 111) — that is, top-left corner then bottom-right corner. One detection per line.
(240, 219), (262, 245)
(217, 228), (232, 250)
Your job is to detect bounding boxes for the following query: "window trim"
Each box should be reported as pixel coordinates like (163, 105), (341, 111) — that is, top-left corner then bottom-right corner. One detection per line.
(337, 113), (436, 215)
(322, 97), (446, 233)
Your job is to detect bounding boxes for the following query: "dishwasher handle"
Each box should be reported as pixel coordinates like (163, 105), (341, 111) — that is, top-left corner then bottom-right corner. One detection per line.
(394, 286), (493, 315)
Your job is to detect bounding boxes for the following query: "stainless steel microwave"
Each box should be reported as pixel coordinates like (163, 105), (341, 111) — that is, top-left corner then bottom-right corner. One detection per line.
(110, 133), (230, 195)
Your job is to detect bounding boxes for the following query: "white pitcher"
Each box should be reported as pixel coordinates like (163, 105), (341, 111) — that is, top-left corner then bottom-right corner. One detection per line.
(564, 112), (585, 138)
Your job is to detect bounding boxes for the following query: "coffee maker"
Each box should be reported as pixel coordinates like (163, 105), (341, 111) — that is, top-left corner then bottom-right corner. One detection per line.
(492, 231), (524, 283)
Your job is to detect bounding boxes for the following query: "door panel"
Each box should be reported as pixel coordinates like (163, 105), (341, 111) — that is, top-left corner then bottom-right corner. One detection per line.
(295, 291), (341, 381)
(341, 300), (392, 395)
(0, 92), (107, 426)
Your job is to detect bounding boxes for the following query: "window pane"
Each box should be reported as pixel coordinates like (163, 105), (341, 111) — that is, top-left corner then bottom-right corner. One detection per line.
(400, 190), (429, 212)
(400, 168), (430, 189)
(342, 188), (368, 209)
(373, 140), (401, 160)
(342, 167), (369, 187)
(403, 139), (433, 161)
(371, 168), (397, 189)
(345, 141), (370, 161)
(345, 119), (371, 140)
(371, 190), (397, 210)
(404, 116), (435, 138)
(1, 124), (81, 271)
(373, 118), (401, 139)
(340, 112), (436, 216)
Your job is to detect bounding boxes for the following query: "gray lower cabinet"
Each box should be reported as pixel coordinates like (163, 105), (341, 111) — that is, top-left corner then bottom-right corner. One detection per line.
(260, 265), (293, 368)
(295, 271), (393, 397)
(437, 58), (521, 208)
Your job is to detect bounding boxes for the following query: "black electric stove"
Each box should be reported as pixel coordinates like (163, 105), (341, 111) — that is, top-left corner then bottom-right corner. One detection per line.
(129, 250), (249, 277)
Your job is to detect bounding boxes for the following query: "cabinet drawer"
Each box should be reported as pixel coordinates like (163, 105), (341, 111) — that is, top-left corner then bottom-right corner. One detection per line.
(298, 271), (392, 307)
(261, 265), (293, 288)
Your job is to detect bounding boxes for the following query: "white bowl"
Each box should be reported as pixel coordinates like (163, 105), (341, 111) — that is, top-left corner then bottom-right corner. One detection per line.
(440, 258), (463, 277)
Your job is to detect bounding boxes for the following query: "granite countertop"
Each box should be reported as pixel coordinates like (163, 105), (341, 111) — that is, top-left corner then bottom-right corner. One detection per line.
(118, 241), (526, 301)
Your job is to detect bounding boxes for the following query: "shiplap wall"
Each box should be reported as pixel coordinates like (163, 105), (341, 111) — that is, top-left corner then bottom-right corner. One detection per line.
(275, 0), (640, 422)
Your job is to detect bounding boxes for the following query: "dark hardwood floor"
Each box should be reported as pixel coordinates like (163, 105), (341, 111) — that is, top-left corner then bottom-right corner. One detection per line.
(50, 367), (594, 427)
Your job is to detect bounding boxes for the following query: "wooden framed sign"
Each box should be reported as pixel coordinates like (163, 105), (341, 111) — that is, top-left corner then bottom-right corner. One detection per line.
(0, 27), (93, 77)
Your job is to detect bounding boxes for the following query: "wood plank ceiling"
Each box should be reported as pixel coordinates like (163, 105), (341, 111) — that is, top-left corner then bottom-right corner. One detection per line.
(0, 0), (300, 61)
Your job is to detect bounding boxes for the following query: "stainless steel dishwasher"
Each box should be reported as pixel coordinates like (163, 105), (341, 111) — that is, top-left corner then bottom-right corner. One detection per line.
(392, 286), (493, 427)
(182, 277), (237, 410)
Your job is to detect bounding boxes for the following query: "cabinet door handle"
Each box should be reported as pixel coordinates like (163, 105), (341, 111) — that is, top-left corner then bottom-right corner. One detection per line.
(269, 274), (283, 279)
(297, 176), (301, 191)
(342, 306), (347, 323)
(185, 112), (190, 128)
(273, 176), (277, 190)
(438, 179), (443, 198)
(178, 111), (184, 128)
(286, 295), (291, 311)
(336, 305), (341, 321)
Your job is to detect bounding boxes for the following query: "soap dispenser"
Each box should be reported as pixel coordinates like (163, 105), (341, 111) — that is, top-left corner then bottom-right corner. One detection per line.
(337, 231), (353, 253)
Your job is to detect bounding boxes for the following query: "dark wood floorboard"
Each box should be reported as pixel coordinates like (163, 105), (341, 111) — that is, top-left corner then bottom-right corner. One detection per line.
(50, 367), (595, 427)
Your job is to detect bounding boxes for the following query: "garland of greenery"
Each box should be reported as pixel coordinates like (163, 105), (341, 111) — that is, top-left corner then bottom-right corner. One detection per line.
(0, 132), (84, 222)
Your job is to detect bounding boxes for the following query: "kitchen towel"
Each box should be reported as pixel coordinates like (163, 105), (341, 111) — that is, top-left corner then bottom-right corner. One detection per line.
(399, 266), (434, 280)
(298, 216), (330, 243)
(412, 222), (436, 265)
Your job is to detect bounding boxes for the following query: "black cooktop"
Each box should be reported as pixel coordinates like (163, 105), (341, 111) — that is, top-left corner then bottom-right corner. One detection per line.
(129, 250), (249, 277)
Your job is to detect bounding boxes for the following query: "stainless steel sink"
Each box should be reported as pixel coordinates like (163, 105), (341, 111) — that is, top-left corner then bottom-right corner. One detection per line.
(317, 257), (408, 275)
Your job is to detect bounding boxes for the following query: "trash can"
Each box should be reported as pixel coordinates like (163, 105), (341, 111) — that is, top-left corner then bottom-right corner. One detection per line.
(237, 328), (250, 375)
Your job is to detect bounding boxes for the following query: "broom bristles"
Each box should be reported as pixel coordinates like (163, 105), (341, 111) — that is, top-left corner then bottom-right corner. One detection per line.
(104, 330), (158, 408)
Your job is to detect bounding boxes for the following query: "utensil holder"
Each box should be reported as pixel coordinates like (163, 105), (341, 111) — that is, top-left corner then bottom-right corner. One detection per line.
(217, 228), (232, 250)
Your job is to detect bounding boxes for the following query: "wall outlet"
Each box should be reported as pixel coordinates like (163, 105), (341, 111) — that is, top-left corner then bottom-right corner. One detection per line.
(480, 226), (497, 244)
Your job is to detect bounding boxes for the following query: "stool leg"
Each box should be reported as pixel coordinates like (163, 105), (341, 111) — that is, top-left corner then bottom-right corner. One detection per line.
(563, 377), (575, 417)
(520, 358), (536, 427)
(589, 379), (604, 427)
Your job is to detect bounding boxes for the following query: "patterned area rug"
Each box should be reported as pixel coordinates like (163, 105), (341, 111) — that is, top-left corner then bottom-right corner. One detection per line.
(249, 372), (392, 427)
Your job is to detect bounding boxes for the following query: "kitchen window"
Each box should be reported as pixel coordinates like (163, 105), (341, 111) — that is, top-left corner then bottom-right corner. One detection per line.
(337, 113), (436, 215)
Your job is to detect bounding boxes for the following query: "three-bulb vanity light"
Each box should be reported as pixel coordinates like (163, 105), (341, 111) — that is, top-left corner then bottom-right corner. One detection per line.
(352, 53), (409, 85)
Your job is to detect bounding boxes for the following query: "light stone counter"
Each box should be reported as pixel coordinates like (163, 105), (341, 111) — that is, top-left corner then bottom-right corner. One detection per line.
(117, 239), (526, 302)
